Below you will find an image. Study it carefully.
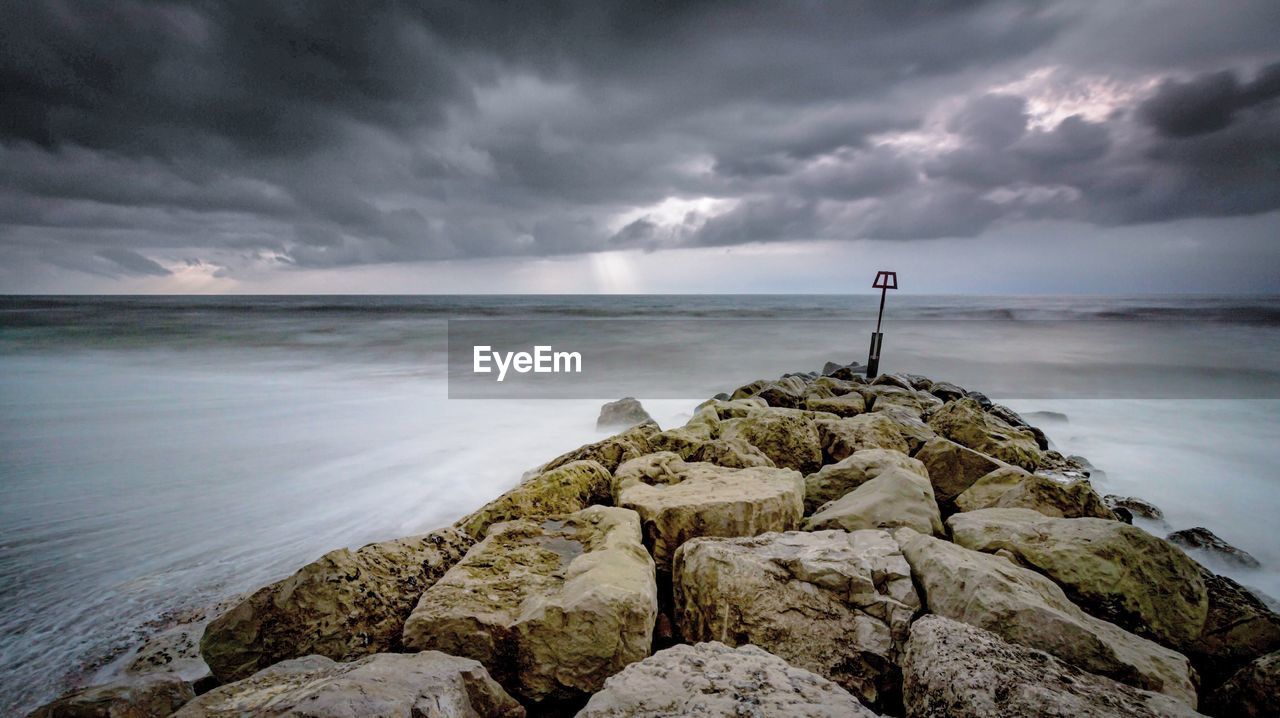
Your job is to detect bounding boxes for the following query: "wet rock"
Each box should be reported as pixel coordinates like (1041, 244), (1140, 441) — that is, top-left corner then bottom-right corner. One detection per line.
(1113, 506), (1134, 523)
(201, 527), (473, 683)
(902, 615), (1205, 718)
(719, 406), (830, 473)
(612, 452), (803, 571)
(1204, 650), (1280, 718)
(172, 653), (523, 718)
(989, 403), (1050, 450)
(927, 398), (1041, 470)
(1187, 569), (1280, 686)
(402, 506), (656, 706)
(673, 530), (917, 711)
(897, 529), (1197, 703)
(541, 423), (660, 474)
(596, 398), (654, 429)
(575, 642), (878, 717)
(914, 437), (1005, 507)
(29, 675), (195, 718)
(455, 460), (613, 539)
(1168, 527), (1262, 570)
(1036, 450), (1092, 480)
(949, 508), (1209, 650)
(1104, 495), (1165, 522)
(804, 468), (944, 536)
(803, 448), (928, 514)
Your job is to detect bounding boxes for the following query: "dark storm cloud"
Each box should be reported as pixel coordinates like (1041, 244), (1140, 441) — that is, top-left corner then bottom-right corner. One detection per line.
(0, 0), (1278, 282)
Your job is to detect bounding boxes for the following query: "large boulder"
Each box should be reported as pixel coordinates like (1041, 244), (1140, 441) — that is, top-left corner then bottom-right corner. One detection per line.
(596, 398), (654, 429)
(896, 529), (1197, 704)
(803, 448), (928, 514)
(927, 398), (1041, 470)
(1188, 570), (1280, 686)
(172, 653), (524, 718)
(541, 423), (659, 474)
(719, 407), (830, 473)
(1205, 650), (1280, 718)
(201, 527), (473, 683)
(863, 385), (942, 417)
(927, 380), (967, 402)
(574, 642), (878, 718)
(612, 452), (804, 571)
(757, 376), (825, 409)
(902, 616), (1205, 718)
(1168, 527), (1262, 570)
(455, 460), (612, 539)
(673, 530), (919, 711)
(914, 437), (1005, 507)
(29, 675), (195, 718)
(816, 414), (911, 461)
(688, 437), (775, 468)
(401, 506), (656, 706)
(804, 468), (944, 536)
(954, 469), (1114, 519)
(948, 509), (1209, 650)
(804, 393), (867, 417)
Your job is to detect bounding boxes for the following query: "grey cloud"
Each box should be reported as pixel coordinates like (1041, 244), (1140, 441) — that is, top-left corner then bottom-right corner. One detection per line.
(0, 0), (1277, 284)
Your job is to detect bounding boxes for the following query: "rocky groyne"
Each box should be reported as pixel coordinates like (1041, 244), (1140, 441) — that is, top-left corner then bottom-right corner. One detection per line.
(31, 366), (1280, 717)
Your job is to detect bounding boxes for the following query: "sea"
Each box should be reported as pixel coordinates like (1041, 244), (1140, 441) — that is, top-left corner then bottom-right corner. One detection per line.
(2, 294), (1279, 713)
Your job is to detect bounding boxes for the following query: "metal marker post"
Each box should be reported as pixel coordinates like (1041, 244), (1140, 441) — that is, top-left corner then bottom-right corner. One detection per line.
(866, 270), (897, 379)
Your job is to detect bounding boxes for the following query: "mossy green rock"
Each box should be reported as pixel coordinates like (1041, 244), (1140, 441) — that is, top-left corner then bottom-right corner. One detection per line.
(948, 508), (1209, 650)
(816, 413), (912, 461)
(613, 452), (804, 571)
(928, 397), (1041, 470)
(719, 406), (832, 473)
(200, 527), (473, 683)
(540, 423), (659, 474)
(955, 468), (1115, 519)
(897, 529), (1197, 704)
(455, 460), (612, 539)
(402, 506), (657, 706)
(804, 468), (944, 536)
(803, 448), (928, 514)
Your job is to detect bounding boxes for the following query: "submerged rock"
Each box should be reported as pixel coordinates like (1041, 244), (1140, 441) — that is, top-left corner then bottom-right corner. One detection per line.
(29, 675), (195, 718)
(455, 460), (613, 539)
(949, 508), (1209, 650)
(401, 506), (656, 706)
(1205, 650), (1280, 718)
(574, 642), (878, 718)
(200, 527), (473, 684)
(596, 397), (654, 429)
(673, 530), (917, 711)
(804, 467), (944, 536)
(897, 529), (1197, 703)
(803, 448), (928, 514)
(928, 397), (1041, 469)
(1168, 527), (1262, 570)
(612, 452), (803, 571)
(901, 616), (1205, 718)
(172, 652), (523, 718)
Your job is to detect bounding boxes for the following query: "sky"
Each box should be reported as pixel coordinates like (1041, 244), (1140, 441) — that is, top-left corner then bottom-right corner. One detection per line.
(1, 0), (1278, 294)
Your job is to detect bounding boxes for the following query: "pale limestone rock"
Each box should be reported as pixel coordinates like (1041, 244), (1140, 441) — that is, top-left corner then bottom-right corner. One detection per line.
(902, 616), (1205, 718)
(401, 506), (657, 706)
(172, 653), (523, 718)
(200, 527), (473, 683)
(914, 436), (1006, 507)
(804, 468), (944, 536)
(574, 642), (878, 718)
(803, 448), (928, 514)
(948, 508), (1209, 650)
(673, 529), (917, 711)
(816, 413), (911, 461)
(613, 452), (803, 571)
(954, 467), (1114, 519)
(927, 397), (1041, 470)
(896, 529), (1197, 704)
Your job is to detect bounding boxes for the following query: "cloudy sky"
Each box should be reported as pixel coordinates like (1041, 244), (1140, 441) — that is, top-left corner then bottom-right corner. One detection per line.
(1, 0), (1278, 293)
